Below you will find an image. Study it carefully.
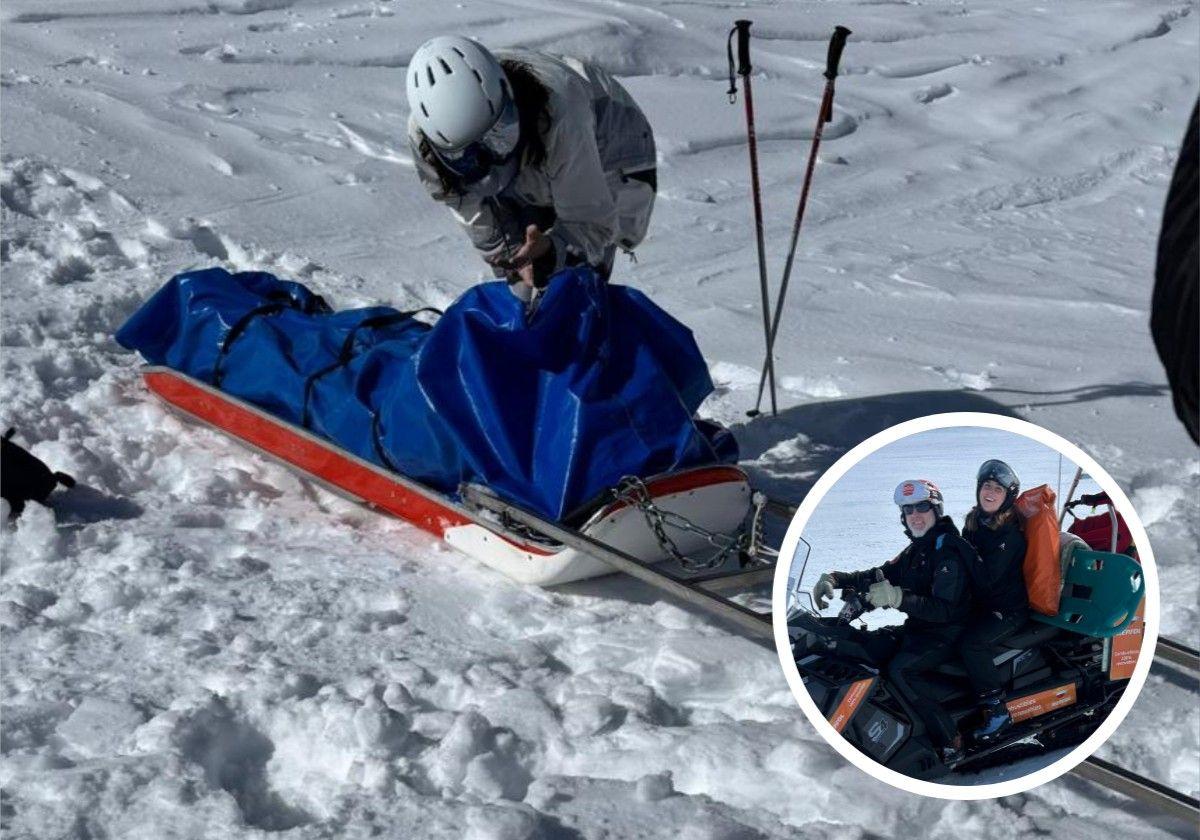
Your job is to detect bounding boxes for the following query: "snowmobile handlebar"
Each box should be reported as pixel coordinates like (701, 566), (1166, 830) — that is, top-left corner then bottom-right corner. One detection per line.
(1067, 491), (1112, 509)
(836, 587), (870, 625)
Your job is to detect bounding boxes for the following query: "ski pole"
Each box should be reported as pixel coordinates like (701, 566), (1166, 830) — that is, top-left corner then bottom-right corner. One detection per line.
(727, 19), (777, 418)
(749, 25), (851, 418)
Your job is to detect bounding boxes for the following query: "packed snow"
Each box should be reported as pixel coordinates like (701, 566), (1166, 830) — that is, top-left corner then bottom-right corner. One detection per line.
(2, 1), (1197, 838)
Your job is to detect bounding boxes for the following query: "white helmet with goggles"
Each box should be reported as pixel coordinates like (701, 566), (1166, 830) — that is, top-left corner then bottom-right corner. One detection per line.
(893, 479), (944, 518)
(406, 36), (521, 188)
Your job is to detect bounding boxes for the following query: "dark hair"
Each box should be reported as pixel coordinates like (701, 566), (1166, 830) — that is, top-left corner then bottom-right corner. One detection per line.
(500, 59), (551, 167)
(417, 58), (551, 196)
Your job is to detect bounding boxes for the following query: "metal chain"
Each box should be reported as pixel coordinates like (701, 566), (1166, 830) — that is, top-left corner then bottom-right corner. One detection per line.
(610, 476), (774, 572)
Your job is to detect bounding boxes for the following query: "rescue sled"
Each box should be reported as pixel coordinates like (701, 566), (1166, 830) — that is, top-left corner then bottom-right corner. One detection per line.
(143, 367), (775, 589)
(785, 487), (1146, 780)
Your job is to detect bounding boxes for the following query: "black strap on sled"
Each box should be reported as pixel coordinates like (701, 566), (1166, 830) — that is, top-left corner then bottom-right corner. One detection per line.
(370, 412), (402, 474)
(300, 308), (441, 428)
(211, 291), (333, 388)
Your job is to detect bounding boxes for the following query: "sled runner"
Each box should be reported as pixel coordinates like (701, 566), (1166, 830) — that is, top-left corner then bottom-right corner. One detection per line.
(143, 367), (775, 588)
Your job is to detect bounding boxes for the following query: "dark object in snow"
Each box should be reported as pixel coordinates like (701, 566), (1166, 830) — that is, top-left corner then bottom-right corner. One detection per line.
(1, 428), (76, 518)
(1151, 97), (1199, 444)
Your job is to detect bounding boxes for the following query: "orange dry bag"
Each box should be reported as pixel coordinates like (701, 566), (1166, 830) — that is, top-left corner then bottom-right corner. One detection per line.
(1015, 485), (1062, 616)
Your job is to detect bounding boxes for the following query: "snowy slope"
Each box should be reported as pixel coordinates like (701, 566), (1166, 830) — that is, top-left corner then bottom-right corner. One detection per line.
(2, 1), (1197, 837)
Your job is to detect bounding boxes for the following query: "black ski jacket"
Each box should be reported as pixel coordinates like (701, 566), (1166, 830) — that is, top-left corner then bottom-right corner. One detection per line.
(961, 508), (1029, 615)
(838, 517), (973, 630)
(1152, 97), (1198, 444)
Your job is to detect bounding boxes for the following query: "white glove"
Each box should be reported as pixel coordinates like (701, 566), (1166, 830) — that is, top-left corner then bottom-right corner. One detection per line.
(813, 573), (839, 610)
(867, 580), (904, 610)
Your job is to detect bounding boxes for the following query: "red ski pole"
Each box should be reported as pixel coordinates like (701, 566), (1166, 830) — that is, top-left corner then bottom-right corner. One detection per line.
(728, 19), (777, 418)
(750, 26), (851, 418)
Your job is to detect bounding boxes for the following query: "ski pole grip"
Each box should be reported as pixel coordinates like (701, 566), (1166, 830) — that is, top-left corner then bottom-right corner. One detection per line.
(824, 25), (851, 80)
(735, 19), (753, 76)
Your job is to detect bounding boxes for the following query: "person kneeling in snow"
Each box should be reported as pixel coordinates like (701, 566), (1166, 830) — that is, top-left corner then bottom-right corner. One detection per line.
(812, 479), (974, 762)
(405, 36), (657, 303)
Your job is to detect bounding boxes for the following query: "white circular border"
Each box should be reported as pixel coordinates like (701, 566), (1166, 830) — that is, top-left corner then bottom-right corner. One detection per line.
(770, 411), (1160, 800)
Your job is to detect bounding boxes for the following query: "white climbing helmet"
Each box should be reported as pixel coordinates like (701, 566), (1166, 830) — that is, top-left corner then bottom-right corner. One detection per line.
(406, 36), (518, 155)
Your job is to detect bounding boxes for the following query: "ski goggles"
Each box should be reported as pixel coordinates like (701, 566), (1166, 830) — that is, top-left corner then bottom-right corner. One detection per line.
(977, 459), (1017, 489)
(434, 97), (521, 184)
(900, 501), (936, 515)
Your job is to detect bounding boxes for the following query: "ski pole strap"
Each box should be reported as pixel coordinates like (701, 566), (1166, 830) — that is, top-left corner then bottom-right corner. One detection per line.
(300, 307), (441, 427)
(726, 20), (752, 102)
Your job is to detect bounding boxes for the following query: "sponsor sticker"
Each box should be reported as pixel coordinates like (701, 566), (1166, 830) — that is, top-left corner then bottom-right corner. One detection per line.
(828, 678), (875, 733)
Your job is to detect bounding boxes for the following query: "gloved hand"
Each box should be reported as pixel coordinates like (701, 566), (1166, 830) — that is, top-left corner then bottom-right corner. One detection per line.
(813, 572), (841, 610)
(866, 580), (904, 609)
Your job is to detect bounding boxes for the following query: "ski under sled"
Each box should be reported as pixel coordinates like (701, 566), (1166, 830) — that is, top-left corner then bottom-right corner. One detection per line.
(140, 367), (780, 608)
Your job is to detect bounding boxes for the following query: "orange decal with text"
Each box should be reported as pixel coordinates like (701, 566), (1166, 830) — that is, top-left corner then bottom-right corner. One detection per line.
(1108, 598), (1145, 681)
(828, 678), (875, 733)
(1006, 683), (1077, 723)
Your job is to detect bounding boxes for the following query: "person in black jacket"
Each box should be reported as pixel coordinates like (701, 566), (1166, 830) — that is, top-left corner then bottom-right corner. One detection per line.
(813, 479), (974, 759)
(1151, 98), (1198, 444)
(958, 459), (1028, 743)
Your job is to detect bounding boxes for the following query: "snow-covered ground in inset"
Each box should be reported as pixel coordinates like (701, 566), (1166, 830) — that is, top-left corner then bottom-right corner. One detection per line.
(2, 0), (1197, 837)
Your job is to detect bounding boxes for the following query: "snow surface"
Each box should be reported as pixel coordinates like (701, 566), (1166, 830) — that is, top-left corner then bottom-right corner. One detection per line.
(2, 1), (1197, 838)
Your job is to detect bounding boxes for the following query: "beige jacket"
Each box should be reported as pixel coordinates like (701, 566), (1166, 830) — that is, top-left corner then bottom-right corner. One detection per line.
(407, 50), (657, 273)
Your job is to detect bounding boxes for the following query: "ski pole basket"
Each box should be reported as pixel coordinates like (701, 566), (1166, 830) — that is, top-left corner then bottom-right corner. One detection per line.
(1032, 545), (1144, 638)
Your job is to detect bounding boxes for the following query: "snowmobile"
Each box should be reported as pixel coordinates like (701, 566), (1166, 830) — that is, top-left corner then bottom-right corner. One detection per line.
(786, 496), (1145, 781)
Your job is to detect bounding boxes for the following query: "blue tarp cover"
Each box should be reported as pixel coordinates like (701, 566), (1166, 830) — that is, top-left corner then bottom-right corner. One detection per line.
(116, 266), (736, 521)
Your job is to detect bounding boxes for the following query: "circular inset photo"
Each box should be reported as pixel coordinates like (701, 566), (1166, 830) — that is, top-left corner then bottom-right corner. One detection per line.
(771, 413), (1157, 800)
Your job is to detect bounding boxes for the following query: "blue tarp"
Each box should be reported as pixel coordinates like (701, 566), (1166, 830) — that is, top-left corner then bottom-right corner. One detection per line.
(116, 266), (736, 521)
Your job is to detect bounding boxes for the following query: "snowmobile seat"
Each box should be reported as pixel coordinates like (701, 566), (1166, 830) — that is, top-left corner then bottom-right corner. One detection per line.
(1031, 548), (1143, 638)
(1000, 622), (1060, 650)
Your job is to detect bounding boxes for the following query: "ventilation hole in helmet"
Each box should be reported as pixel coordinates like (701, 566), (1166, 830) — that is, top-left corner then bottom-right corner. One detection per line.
(471, 68), (482, 83)
(438, 57), (453, 75)
(426, 66), (436, 87)
(420, 102), (429, 118)
(412, 71), (419, 89)
(486, 99), (495, 116)
(435, 130), (450, 145)
(452, 46), (465, 58)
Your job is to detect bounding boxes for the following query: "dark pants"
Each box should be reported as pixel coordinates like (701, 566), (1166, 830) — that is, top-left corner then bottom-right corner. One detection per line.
(959, 610), (1027, 696)
(885, 627), (963, 749)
